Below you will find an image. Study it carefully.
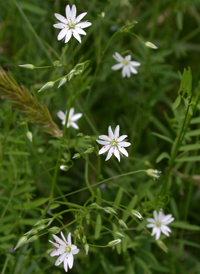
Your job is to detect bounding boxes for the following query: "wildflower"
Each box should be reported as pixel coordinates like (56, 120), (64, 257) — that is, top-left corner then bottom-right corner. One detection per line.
(57, 108), (82, 129)
(111, 52), (140, 78)
(53, 4), (92, 43)
(146, 169), (161, 179)
(49, 232), (79, 272)
(96, 125), (131, 162)
(146, 210), (174, 240)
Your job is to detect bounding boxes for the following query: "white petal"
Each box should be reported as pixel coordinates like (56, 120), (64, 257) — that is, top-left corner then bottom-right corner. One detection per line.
(57, 111), (66, 121)
(72, 246), (79, 255)
(68, 108), (74, 119)
(53, 23), (66, 29)
(76, 12), (87, 23)
(58, 28), (68, 41)
(105, 147), (114, 161)
(161, 214), (172, 222)
(65, 29), (72, 43)
(96, 140), (110, 145)
(114, 125), (120, 139)
(160, 227), (170, 237)
(55, 253), (66, 266)
(153, 210), (158, 221)
(113, 52), (124, 62)
(75, 27), (86, 35)
(71, 113), (82, 121)
(54, 13), (68, 24)
(67, 232), (72, 246)
(147, 218), (156, 224)
(122, 66), (127, 78)
(76, 22), (92, 28)
(158, 211), (163, 221)
(49, 240), (60, 249)
(65, 5), (71, 21)
(125, 55), (131, 61)
(125, 66), (131, 77)
(50, 249), (63, 257)
(163, 217), (175, 225)
(60, 231), (67, 243)
(155, 228), (161, 240)
(64, 257), (68, 272)
(52, 234), (66, 246)
(151, 226), (157, 236)
(130, 61), (140, 67)
(70, 122), (79, 129)
(146, 223), (156, 228)
(71, 4), (76, 22)
(118, 146), (128, 157)
(98, 135), (111, 141)
(68, 252), (74, 269)
(129, 65), (138, 74)
(72, 30), (82, 43)
(118, 141), (131, 147)
(111, 63), (123, 71)
(117, 135), (127, 142)
(98, 145), (111, 155)
(114, 147), (120, 162)
(108, 126), (114, 139)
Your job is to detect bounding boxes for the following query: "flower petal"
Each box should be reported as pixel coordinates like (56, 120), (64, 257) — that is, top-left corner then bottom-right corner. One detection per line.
(111, 63), (123, 71)
(58, 28), (68, 41)
(54, 13), (68, 24)
(147, 218), (156, 224)
(114, 125), (120, 139)
(52, 234), (66, 246)
(71, 4), (76, 22)
(105, 147), (114, 161)
(70, 122), (79, 129)
(64, 257), (68, 272)
(118, 141), (131, 147)
(153, 210), (158, 221)
(129, 65), (138, 74)
(130, 61), (140, 67)
(50, 249), (63, 257)
(57, 111), (66, 121)
(151, 226), (157, 236)
(55, 253), (66, 266)
(146, 223), (156, 228)
(72, 30), (82, 43)
(68, 108), (74, 119)
(76, 21), (92, 28)
(72, 245), (79, 254)
(76, 12), (87, 23)
(155, 228), (161, 240)
(98, 135), (112, 141)
(96, 140), (110, 145)
(122, 66), (127, 78)
(125, 55), (131, 61)
(113, 52), (124, 62)
(65, 5), (71, 21)
(108, 126), (114, 139)
(98, 145), (111, 155)
(75, 27), (86, 35)
(67, 232), (72, 246)
(68, 252), (74, 269)
(60, 231), (67, 243)
(53, 23), (66, 29)
(118, 146), (128, 157)
(65, 29), (72, 43)
(71, 113), (82, 121)
(49, 240), (60, 249)
(117, 135), (127, 142)
(114, 147), (120, 162)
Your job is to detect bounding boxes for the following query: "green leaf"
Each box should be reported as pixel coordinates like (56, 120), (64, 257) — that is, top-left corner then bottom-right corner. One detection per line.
(176, 156), (200, 162)
(152, 132), (173, 144)
(14, 198), (49, 210)
(4, 151), (30, 156)
(191, 117), (200, 124)
(113, 187), (123, 212)
(173, 95), (181, 109)
(95, 214), (102, 239)
(170, 221), (200, 230)
(156, 152), (170, 163)
(19, 2), (47, 15)
(179, 143), (200, 151)
(135, 257), (152, 274)
(185, 129), (200, 138)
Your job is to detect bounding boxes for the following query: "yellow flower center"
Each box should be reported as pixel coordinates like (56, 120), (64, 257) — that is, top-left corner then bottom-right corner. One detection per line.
(123, 60), (128, 65)
(111, 140), (118, 146)
(65, 246), (71, 253)
(156, 221), (161, 227)
(68, 22), (75, 29)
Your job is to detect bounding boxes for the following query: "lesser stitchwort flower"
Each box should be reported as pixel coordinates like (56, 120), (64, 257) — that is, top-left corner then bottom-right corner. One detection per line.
(111, 52), (140, 78)
(57, 108), (82, 129)
(53, 4), (92, 43)
(49, 232), (79, 272)
(146, 210), (175, 240)
(96, 125), (131, 162)
(146, 169), (161, 179)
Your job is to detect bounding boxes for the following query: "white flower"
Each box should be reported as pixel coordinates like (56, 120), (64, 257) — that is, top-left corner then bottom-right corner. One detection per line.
(53, 4), (92, 43)
(146, 169), (161, 179)
(96, 125), (131, 162)
(57, 108), (82, 129)
(146, 210), (174, 240)
(49, 232), (79, 272)
(111, 52), (140, 78)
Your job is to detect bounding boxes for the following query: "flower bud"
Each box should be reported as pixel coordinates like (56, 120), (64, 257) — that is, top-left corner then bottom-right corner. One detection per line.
(157, 240), (168, 253)
(26, 131), (33, 142)
(52, 60), (62, 67)
(14, 236), (28, 250)
(104, 207), (117, 215)
(107, 239), (121, 247)
(38, 81), (54, 92)
(57, 77), (67, 88)
(118, 219), (128, 229)
(72, 153), (81, 159)
(48, 226), (60, 234)
(26, 235), (38, 244)
(60, 165), (69, 171)
(84, 147), (94, 154)
(85, 243), (89, 255)
(146, 169), (161, 179)
(18, 64), (35, 69)
(145, 41), (158, 49)
(131, 210), (143, 219)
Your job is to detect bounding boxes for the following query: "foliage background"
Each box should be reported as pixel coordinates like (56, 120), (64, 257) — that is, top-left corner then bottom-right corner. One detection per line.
(0, 0), (200, 273)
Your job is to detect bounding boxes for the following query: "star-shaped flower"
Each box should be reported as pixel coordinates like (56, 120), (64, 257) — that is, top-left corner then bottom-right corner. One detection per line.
(49, 232), (79, 272)
(53, 4), (92, 43)
(96, 125), (131, 162)
(111, 52), (140, 78)
(146, 210), (175, 240)
(57, 108), (82, 129)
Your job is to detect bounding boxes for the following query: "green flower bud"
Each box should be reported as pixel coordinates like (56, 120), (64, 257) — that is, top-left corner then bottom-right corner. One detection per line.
(26, 131), (33, 142)
(107, 239), (121, 247)
(118, 219), (128, 229)
(38, 81), (54, 92)
(145, 41), (158, 49)
(26, 235), (38, 243)
(131, 210), (143, 219)
(85, 243), (89, 255)
(18, 64), (35, 69)
(48, 226), (60, 234)
(14, 236), (28, 250)
(72, 153), (81, 159)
